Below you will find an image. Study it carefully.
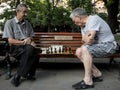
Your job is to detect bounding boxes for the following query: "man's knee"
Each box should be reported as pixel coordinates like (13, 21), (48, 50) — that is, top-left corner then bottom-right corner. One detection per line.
(76, 48), (82, 56)
(82, 46), (91, 55)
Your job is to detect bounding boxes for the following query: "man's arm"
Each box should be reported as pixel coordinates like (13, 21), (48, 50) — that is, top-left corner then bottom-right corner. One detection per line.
(8, 38), (25, 45)
(82, 30), (96, 45)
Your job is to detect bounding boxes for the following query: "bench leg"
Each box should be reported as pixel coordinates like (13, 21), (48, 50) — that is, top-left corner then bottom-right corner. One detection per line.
(119, 62), (120, 77)
(109, 57), (117, 67)
(108, 57), (117, 71)
(110, 58), (120, 78)
(109, 57), (113, 68)
(4, 53), (12, 80)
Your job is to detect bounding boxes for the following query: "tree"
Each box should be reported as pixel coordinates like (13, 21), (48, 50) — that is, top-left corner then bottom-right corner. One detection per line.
(0, 0), (94, 32)
(25, 0), (74, 32)
(0, 0), (16, 31)
(67, 0), (93, 14)
(103, 0), (119, 33)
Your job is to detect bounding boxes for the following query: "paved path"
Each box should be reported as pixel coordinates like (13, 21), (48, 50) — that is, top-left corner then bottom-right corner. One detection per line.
(0, 62), (120, 90)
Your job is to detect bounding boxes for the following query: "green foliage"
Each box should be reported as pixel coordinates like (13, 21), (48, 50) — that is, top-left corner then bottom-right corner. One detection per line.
(0, 0), (15, 31)
(67, 0), (93, 15)
(98, 13), (108, 21)
(114, 34), (120, 45)
(25, 0), (47, 27)
(0, 0), (94, 32)
(106, 0), (114, 7)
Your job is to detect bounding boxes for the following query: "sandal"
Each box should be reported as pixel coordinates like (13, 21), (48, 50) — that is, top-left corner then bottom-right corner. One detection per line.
(72, 81), (82, 88)
(72, 80), (94, 89)
(92, 76), (103, 82)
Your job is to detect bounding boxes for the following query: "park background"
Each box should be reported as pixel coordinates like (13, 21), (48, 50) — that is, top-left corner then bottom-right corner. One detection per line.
(0, 0), (120, 33)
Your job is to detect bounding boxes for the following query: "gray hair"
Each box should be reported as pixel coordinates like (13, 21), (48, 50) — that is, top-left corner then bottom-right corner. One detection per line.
(16, 4), (28, 12)
(70, 7), (87, 19)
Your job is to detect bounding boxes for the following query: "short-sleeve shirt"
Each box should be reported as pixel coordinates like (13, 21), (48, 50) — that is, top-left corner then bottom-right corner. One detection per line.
(2, 17), (34, 40)
(81, 15), (115, 43)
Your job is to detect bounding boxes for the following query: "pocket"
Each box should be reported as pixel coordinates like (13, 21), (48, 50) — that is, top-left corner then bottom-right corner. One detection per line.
(14, 31), (21, 39)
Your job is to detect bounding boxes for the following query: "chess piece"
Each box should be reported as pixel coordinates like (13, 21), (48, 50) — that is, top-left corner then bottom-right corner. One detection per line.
(59, 47), (61, 53)
(46, 48), (49, 54)
(69, 47), (72, 54)
(54, 48), (57, 53)
(65, 46), (67, 52)
(62, 47), (64, 52)
(50, 47), (53, 53)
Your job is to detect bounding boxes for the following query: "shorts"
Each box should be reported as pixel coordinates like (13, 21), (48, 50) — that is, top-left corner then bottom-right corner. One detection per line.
(84, 42), (118, 58)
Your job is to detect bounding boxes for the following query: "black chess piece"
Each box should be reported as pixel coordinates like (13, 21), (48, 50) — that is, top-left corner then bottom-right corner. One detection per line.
(54, 48), (57, 53)
(59, 47), (61, 53)
(62, 46), (65, 52)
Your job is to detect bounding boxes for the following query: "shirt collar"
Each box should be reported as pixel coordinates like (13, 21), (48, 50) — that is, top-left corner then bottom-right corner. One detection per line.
(14, 17), (25, 24)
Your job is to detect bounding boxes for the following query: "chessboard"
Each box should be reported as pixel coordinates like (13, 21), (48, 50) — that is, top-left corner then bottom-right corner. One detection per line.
(41, 45), (73, 55)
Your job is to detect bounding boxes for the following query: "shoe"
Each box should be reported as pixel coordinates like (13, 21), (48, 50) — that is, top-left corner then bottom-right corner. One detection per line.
(72, 80), (94, 89)
(26, 74), (36, 80)
(72, 81), (82, 88)
(92, 76), (103, 82)
(11, 74), (20, 87)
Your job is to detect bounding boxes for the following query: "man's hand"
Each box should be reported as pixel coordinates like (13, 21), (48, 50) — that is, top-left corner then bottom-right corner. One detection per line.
(30, 41), (36, 47)
(82, 31), (96, 45)
(23, 37), (32, 45)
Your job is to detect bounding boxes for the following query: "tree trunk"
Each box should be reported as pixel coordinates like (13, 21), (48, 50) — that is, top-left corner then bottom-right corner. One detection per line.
(16, 0), (20, 7)
(105, 0), (119, 33)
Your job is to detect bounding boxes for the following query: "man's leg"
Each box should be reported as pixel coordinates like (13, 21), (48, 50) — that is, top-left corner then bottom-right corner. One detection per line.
(76, 47), (102, 80)
(92, 64), (102, 77)
(11, 45), (37, 86)
(75, 46), (93, 85)
(81, 46), (93, 85)
(17, 45), (36, 77)
(72, 46), (94, 89)
(27, 54), (39, 80)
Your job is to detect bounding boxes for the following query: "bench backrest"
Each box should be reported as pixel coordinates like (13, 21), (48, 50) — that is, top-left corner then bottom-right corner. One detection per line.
(0, 32), (82, 57)
(33, 32), (82, 54)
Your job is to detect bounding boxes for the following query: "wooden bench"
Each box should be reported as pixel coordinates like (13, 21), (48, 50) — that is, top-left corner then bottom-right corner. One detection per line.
(1, 32), (120, 61)
(0, 32), (120, 78)
(33, 32), (120, 76)
(33, 32), (120, 67)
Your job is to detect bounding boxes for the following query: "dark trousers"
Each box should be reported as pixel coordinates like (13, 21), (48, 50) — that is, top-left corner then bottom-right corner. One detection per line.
(11, 45), (39, 77)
